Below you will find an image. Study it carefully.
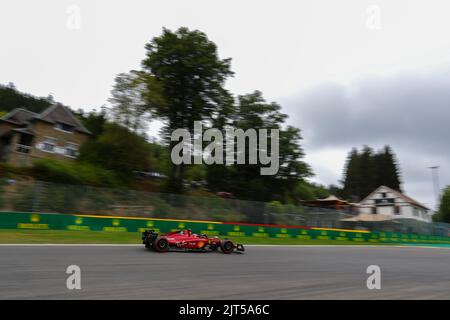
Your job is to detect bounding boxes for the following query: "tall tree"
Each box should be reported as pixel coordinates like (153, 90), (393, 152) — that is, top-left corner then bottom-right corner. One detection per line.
(358, 146), (376, 200)
(206, 91), (311, 204)
(74, 107), (108, 139)
(436, 186), (450, 223)
(343, 148), (361, 201)
(343, 145), (402, 201)
(109, 72), (151, 135)
(372, 146), (402, 192)
(140, 27), (234, 193)
(378, 145), (402, 191)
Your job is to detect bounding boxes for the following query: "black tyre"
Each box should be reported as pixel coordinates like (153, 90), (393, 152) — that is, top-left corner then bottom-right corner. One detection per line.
(220, 240), (234, 254)
(153, 237), (169, 252)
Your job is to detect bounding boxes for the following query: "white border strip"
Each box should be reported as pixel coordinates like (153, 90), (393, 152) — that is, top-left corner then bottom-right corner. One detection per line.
(0, 244), (141, 247)
(0, 244), (448, 249)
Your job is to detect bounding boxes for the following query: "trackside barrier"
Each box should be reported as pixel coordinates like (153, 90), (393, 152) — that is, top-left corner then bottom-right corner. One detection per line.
(1, 211), (450, 244)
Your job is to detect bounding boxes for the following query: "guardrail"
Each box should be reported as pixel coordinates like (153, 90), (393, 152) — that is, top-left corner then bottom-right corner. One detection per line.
(1, 211), (450, 244)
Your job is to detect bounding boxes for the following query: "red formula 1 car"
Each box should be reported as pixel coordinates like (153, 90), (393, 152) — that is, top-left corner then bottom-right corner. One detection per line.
(141, 229), (245, 254)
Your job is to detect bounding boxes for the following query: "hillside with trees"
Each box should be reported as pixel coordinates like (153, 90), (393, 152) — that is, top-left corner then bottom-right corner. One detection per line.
(0, 83), (52, 114)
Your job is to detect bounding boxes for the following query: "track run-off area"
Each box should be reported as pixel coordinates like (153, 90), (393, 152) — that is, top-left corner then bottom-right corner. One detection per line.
(1, 245), (450, 299)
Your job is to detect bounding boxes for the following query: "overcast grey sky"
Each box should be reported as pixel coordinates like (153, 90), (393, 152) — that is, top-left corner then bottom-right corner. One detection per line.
(1, 0), (449, 208)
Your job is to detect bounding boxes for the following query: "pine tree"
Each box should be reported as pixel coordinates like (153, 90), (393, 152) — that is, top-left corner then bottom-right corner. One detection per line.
(373, 151), (385, 188)
(383, 146), (402, 191)
(343, 148), (361, 201)
(437, 187), (450, 223)
(373, 146), (402, 191)
(342, 145), (402, 201)
(358, 146), (376, 200)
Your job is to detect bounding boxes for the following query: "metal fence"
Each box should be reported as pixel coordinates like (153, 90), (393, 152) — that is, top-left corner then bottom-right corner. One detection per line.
(0, 179), (354, 228)
(0, 179), (448, 235)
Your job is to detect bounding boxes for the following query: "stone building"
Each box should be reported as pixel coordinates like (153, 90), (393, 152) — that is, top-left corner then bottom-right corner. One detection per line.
(0, 104), (91, 166)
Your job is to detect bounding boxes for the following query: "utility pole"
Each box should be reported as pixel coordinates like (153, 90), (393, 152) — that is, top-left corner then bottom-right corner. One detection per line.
(428, 166), (440, 211)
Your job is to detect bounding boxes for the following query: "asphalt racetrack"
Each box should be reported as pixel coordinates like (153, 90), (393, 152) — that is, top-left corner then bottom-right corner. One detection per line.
(1, 245), (449, 299)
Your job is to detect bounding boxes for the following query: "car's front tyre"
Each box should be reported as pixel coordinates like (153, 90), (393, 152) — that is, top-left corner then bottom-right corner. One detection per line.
(220, 240), (234, 254)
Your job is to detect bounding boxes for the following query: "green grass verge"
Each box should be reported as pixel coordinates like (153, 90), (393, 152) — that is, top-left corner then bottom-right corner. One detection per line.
(0, 229), (391, 245)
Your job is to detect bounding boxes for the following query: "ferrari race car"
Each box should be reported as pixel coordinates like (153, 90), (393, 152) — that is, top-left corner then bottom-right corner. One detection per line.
(142, 229), (245, 254)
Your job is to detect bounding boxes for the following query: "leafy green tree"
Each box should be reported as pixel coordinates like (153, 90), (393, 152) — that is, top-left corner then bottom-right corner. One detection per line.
(207, 91), (312, 204)
(79, 123), (150, 179)
(267, 201), (283, 214)
(437, 187), (450, 223)
(75, 107), (108, 139)
(146, 142), (171, 176)
(309, 183), (330, 199)
(295, 181), (330, 201)
(75, 106), (171, 186)
(140, 27), (234, 193)
(327, 184), (345, 199)
(109, 72), (151, 134)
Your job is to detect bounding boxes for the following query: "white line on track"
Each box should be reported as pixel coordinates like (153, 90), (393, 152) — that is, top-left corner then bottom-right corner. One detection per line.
(246, 244), (449, 249)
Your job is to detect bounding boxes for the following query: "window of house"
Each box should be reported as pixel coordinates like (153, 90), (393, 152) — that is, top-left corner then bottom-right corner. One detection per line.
(64, 143), (79, 158)
(41, 137), (56, 153)
(372, 207), (377, 214)
(18, 134), (33, 146)
(16, 134), (33, 153)
(16, 144), (31, 154)
(382, 192), (387, 198)
(55, 122), (74, 133)
(394, 206), (401, 215)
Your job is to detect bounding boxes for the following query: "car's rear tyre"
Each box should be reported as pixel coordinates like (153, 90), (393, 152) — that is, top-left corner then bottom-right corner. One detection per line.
(153, 237), (169, 252)
(220, 240), (234, 254)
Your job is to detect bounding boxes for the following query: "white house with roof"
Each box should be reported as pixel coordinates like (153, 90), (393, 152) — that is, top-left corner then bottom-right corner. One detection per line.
(358, 186), (432, 223)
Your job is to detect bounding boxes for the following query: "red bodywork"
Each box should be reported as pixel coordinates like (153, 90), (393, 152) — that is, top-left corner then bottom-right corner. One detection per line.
(164, 230), (219, 249)
(142, 229), (245, 253)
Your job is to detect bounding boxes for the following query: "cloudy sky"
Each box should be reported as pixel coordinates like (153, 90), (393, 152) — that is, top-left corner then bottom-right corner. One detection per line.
(1, 0), (449, 208)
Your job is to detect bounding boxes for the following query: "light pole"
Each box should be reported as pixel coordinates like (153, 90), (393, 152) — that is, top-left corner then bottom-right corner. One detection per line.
(428, 166), (440, 211)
